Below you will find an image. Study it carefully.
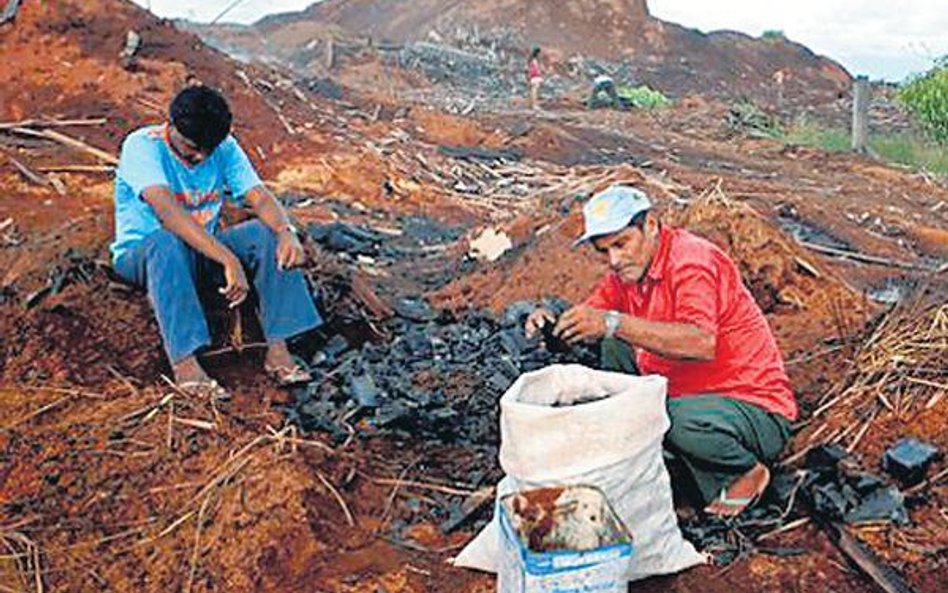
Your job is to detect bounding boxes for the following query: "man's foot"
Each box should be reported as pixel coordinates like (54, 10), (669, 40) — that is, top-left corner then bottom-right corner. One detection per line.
(704, 463), (770, 518)
(264, 340), (312, 387)
(172, 356), (230, 401)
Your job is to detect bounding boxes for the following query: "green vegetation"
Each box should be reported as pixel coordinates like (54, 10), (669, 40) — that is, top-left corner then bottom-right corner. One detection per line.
(870, 132), (948, 175)
(780, 117), (849, 151)
(899, 57), (948, 143)
(616, 85), (671, 109)
(761, 30), (786, 42)
(778, 116), (948, 176)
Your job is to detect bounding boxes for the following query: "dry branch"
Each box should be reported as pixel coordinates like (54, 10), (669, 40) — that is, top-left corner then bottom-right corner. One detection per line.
(7, 127), (118, 165)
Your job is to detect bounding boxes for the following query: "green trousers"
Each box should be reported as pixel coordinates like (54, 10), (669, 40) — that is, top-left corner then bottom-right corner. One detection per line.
(600, 338), (791, 506)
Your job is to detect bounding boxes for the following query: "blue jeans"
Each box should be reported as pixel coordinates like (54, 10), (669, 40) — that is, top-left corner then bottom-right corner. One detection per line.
(114, 220), (323, 363)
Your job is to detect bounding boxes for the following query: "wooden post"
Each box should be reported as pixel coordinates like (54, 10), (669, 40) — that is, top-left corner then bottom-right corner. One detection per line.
(851, 75), (870, 153)
(324, 38), (334, 70)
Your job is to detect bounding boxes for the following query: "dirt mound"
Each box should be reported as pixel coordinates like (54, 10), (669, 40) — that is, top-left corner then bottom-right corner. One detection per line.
(0, 259), (163, 386)
(0, 377), (454, 593)
(264, 0), (649, 57)
(217, 0), (849, 105)
(0, 0), (320, 178)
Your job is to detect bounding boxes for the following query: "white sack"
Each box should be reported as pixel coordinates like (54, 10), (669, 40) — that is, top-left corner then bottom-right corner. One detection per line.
(453, 364), (706, 581)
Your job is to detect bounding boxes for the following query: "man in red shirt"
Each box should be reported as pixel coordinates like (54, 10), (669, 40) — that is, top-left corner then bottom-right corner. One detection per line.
(525, 184), (796, 516)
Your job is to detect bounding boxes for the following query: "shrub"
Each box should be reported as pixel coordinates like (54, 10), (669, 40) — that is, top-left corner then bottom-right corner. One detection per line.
(616, 85), (670, 109)
(761, 30), (786, 41)
(899, 57), (948, 144)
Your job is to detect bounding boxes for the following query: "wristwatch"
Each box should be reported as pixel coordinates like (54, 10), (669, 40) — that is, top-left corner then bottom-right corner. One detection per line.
(604, 311), (621, 339)
(279, 222), (299, 236)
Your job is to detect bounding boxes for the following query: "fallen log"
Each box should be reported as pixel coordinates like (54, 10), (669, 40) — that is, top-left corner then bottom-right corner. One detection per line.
(9, 156), (67, 195)
(0, 117), (107, 130)
(7, 127), (118, 165)
(820, 520), (917, 593)
(36, 164), (114, 173)
(797, 240), (931, 271)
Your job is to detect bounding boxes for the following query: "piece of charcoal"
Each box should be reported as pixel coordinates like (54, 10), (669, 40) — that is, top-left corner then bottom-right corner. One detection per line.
(844, 485), (908, 525)
(808, 482), (857, 520)
(883, 438), (940, 486)
(451, 339), (480, 364)
(307, 222), (381, 255)
(347, 373), (380, 408)
(540, 321), (572, 354)
(487, 371), (512, 394)
(324, 334), (350, 357)
(805, 444), (850, 471)
(847, 472), (886, 495)
(498, 357), (521, 379)
(430, 336), (449, 359)
(541, 297), (572, 316)
(393, 297), (437, 322)
(299, 399), (337, 419)
(312, 334), (350, 366)
(361, 342), (387, 364)
(401, 330), (434, 358)
(498, 330), (529, 357)
(502, 301), (537, 328)
(373, 400), (412, 428)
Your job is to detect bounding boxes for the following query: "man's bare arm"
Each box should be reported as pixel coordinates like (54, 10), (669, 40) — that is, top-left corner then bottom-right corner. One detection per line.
(243, 185), (305, 269)
(613, 314), (716, 361)
(243, 185), (291, 233)
(142, 186), (235, 265)
(555, 305), (716, 361)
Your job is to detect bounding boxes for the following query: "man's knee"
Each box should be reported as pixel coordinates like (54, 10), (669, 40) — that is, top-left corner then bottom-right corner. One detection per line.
(664, 413), (712, 456)
(232, 219), (277, 254)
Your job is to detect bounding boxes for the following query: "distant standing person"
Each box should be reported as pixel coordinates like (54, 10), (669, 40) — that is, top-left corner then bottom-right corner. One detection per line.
(527, 46), (543, 110)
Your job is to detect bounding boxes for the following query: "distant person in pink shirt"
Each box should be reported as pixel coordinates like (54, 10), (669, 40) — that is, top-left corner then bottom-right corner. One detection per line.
(527, 46), (543, 110)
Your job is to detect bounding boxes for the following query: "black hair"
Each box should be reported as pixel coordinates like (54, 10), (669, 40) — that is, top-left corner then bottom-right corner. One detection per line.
(169, 86), (232, 152)
(531, 46), (541, 59)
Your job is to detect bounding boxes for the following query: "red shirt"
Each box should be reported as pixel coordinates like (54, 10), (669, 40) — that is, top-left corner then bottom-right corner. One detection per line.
(585, 226), (798, 421)
(527, 59), (542, 80)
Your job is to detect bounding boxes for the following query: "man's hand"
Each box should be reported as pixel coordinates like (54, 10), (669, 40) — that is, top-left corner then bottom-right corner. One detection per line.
(524, 307), (556, 339)
(554, 305), (609, 345)
(276, 229), (305, 269)
(219, 255), (250, 308)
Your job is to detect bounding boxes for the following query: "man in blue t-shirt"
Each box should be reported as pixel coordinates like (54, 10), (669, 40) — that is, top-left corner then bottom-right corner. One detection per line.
(112, 86), (322, 399)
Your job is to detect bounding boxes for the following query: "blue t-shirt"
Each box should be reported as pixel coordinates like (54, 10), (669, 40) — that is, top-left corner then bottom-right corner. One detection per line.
(110, 124), (263, 262)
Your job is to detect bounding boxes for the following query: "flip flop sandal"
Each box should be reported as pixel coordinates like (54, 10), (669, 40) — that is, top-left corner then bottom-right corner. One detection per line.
(178, 379), (231, 402)
(264, 364), (313, 387)
(705, 466), (770, 517)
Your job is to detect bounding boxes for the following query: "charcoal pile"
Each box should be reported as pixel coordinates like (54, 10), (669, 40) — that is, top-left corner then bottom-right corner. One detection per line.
(400, 42), (500, 84)
(285, 297), (600, 451)
(306, 214), (463, 260)
(679, 440), (941, 564)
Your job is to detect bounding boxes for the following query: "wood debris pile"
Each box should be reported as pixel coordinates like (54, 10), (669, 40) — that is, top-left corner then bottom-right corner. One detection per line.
(799, 282), (948, 457)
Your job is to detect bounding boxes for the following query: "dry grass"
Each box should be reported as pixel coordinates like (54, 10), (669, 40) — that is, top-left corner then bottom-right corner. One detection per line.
(793, 280), (948, 457)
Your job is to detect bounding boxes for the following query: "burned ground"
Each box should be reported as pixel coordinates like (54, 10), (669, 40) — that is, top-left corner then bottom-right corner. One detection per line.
(2, 1), (947, 593)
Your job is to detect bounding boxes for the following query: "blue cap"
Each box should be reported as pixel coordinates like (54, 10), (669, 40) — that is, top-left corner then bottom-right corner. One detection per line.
(574, 184), (652, 247)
